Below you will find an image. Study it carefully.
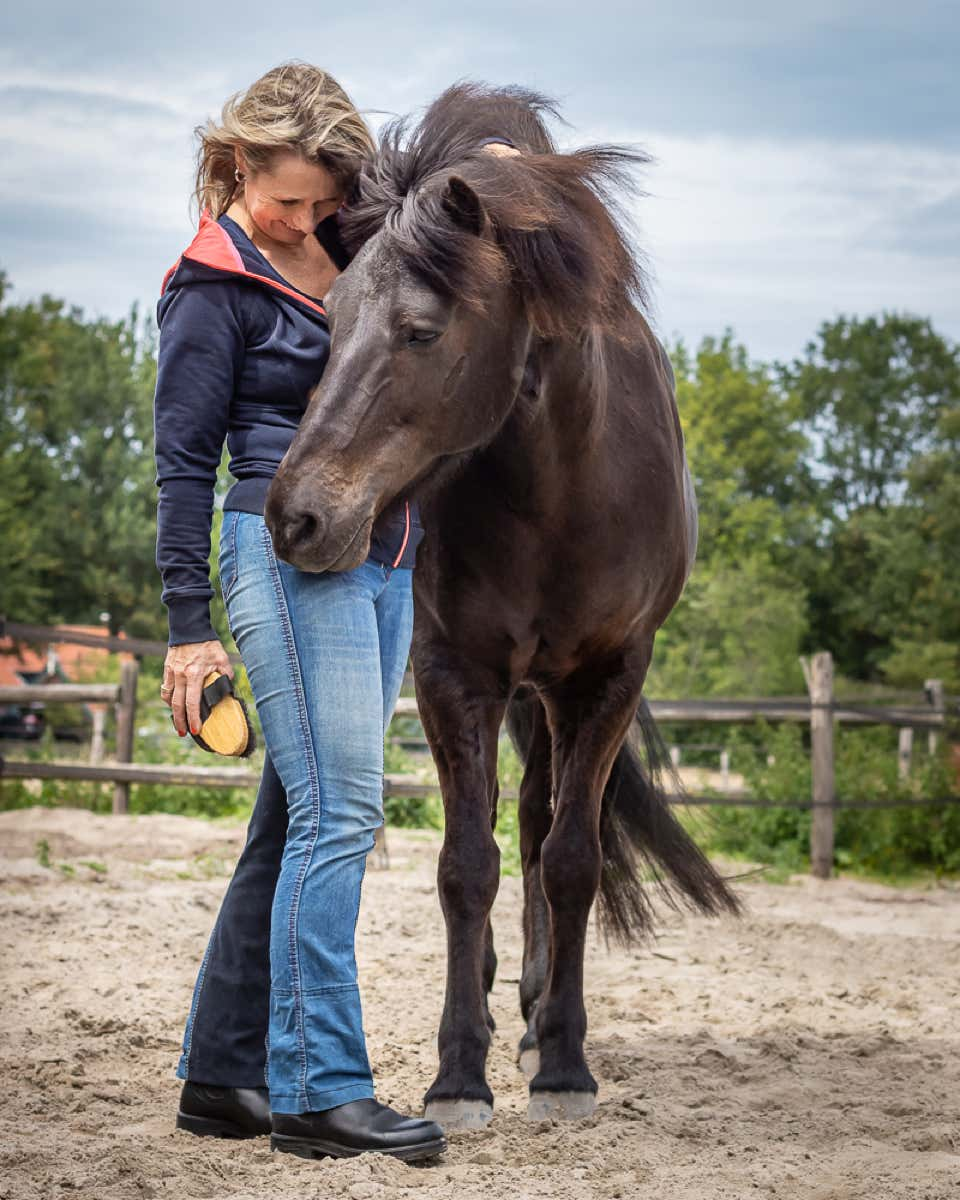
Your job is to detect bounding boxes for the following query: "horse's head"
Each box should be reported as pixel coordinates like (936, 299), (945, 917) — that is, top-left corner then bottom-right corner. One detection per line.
(265, 173), (531, 572)
(265, 84), (649, 572)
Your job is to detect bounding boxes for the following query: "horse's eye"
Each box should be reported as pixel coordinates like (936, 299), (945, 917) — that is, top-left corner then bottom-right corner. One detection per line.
(408, 329), (440, 346)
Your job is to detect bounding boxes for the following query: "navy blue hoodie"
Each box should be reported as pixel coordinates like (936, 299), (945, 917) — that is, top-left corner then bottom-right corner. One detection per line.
(154, 210), (423, 645)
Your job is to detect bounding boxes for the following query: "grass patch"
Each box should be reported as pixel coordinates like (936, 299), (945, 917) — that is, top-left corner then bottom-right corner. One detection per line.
(175, 852), (233, 881)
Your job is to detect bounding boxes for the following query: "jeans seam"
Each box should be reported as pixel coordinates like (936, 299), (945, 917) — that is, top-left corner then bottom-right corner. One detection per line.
(182, 928), (215, 1076)
(261, 521), (323, 1112)
(219, 511), (240, 604)
(228, 510), (239, 597)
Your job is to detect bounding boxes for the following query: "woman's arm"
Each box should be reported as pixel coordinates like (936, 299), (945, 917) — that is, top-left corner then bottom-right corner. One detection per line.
(154, 278), (244, 732)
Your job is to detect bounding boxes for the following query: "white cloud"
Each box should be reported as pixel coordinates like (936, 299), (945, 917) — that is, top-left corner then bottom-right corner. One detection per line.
(2, 81), (959, 361)
(616, 132), (960, 357)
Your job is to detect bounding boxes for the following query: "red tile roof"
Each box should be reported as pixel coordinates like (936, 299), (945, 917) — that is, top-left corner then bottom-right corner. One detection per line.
(0, 626), (133, 688)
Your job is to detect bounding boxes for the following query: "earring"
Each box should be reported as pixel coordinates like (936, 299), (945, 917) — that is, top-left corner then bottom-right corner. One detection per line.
(234, 166), (245, 183)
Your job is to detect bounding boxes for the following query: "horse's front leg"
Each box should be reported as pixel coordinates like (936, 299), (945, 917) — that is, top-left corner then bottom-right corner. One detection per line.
(528, 663), (644, 1121)
(415, 650), (505, 1131)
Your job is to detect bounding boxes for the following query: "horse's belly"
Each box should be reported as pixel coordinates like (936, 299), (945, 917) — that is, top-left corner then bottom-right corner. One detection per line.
(491, 574), (671, 686)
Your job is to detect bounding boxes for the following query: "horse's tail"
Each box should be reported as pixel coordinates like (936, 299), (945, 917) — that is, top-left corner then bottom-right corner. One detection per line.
(506, 692), (740, 946)
(596, 700), (740, 943)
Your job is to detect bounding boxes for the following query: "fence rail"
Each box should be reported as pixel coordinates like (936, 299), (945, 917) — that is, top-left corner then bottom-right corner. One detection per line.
(0, 757), (447, 798)
(394, 696), (947, 729)
(2, 620), (955, 877)
(2, 622), (949, 729)
(0, 618), (241, 664)
(6, 758), (960, 813)
(0, 684), (121, 704)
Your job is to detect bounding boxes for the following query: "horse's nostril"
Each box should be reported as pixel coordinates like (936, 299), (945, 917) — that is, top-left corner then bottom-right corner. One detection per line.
(287, 510), (318, 549)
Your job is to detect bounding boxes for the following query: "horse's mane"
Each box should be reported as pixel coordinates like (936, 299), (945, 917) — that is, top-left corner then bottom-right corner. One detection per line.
(340, 83), (652, 343)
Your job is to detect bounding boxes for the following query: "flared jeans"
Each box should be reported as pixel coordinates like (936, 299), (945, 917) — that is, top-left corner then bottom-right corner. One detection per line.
(175, 510), (414, 1114)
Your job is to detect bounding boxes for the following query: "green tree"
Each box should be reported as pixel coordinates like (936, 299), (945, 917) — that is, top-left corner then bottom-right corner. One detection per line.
(0, 275), (163, 635)
(673, 332), (814, 565)
(650, 555), (808, 697)
(651, 334), (814, 697)
(786, 313), (959, 516)
(783, 314), (960, 679)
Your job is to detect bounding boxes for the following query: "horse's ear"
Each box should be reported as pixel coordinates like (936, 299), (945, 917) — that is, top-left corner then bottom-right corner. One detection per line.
(442, 176), (484, 236)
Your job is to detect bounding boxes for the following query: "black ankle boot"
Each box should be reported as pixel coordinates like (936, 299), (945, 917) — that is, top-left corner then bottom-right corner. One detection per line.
(176, 1082), (271, 1138)
(271, 1098), (446, 1162)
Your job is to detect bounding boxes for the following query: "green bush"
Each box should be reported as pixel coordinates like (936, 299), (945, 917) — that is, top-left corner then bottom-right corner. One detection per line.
(382, 791), (443, 829)
(703, 722), (960, 877)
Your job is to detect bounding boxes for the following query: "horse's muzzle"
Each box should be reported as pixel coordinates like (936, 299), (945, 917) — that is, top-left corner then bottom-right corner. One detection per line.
(265, 490), (374, 574)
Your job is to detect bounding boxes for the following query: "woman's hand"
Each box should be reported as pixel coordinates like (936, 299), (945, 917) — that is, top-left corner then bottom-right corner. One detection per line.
(161, 640), (235, 737)
(481, 141), (521, 158)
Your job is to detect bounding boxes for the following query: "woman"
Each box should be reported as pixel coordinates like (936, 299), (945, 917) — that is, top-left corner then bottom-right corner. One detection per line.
(155, 62), (443, 1162)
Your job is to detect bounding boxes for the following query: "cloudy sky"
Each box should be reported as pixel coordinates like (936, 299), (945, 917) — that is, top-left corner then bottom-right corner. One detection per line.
(1, 1), (957, 361)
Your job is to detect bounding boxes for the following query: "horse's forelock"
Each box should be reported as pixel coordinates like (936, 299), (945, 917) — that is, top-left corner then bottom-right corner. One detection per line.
(340, 84), (651, 341)
(387, 184), (508, 311)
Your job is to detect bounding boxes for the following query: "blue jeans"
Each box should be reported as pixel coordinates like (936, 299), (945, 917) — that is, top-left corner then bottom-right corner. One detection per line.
(176, 510), (414, 1114)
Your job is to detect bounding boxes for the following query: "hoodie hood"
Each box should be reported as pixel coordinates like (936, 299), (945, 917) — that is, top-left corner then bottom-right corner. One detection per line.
(160, 210), (327, 318)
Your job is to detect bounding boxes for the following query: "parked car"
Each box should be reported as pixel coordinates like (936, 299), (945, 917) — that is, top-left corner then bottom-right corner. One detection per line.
(0, 706), (45, 740)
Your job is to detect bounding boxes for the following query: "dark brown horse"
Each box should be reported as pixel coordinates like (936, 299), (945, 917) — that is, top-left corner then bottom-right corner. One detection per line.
(265, 84), (739, 1129)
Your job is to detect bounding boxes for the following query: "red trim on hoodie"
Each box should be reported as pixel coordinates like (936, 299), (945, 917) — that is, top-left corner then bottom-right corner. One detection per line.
(161, 211), (327, 316)
(392, 502), (412, 568)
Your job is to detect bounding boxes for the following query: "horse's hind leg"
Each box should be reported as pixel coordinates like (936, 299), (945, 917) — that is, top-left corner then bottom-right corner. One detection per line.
(528, 664), (642, 1121)
(416, 653), (505, 1131)
(515, 693), (553, 1079)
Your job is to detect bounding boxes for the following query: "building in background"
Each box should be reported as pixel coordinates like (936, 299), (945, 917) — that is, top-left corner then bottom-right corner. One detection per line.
(0, 627), (132, 742)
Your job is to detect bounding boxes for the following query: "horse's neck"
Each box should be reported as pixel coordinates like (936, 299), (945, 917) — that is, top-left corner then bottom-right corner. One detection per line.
(483, 337), (614, 498)
(468, 323), (689, 529)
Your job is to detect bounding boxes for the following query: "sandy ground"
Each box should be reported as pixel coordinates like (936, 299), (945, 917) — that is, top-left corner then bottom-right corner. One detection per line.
(1, 806), (959, 1200)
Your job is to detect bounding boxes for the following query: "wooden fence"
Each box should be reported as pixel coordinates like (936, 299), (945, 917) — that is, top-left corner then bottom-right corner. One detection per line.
(1, 622), (954, 878)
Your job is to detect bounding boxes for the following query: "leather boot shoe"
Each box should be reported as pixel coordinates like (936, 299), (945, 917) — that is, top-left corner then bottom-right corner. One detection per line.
(176, 1081), (271, 1138)
(271, 1098), (446, 1162)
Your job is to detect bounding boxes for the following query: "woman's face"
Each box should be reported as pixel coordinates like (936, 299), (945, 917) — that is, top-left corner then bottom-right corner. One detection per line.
(237, 149), (343, 245)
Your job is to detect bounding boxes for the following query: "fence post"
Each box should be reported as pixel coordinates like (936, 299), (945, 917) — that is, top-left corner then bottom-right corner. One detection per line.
(89, 707), (106, 765)
(720, 748), (730, 791)
(898, 726), (913, 780)
(925, 679), (944, 756)
(112, 659), (139, 815)
(807, 651), (835, 879)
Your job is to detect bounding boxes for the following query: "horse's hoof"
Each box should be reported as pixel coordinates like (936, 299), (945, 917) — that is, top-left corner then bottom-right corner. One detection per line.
(526, 1091), (597, 1122)
(424, 1098), (494, 1131)
(518, 1048), (540, 1079)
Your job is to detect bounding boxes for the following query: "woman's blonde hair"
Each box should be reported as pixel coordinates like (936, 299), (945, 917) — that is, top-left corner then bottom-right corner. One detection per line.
(194, 61), (375, 218)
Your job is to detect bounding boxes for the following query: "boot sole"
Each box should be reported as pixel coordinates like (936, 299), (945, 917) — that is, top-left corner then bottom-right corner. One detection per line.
(271, 1132), (447, 1162)
(176, 1110), (264, 1139)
